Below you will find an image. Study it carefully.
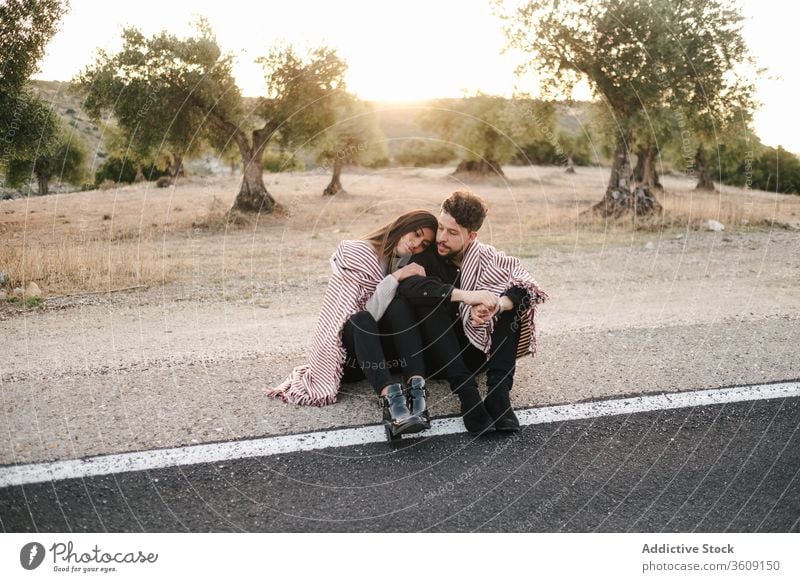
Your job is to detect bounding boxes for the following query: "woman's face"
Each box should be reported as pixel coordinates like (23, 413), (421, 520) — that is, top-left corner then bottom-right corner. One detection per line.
(396, 227), (435, 256)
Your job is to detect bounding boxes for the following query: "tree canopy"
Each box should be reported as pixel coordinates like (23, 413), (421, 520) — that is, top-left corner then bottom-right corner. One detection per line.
(420, 93), (554, 176)
(5, 120), (87, 195)
(315, 93), (388, 195)
(76, 22), (347, 212)
(499, 0), (759, 217)
(0, 0), (68, 94)
(1, 0), (70, 190)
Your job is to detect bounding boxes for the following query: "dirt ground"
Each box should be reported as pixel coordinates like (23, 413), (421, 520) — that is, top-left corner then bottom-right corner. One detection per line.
(1, 166), (799, 465)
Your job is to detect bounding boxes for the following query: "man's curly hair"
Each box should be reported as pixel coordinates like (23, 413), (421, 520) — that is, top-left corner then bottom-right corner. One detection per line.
(441, 191), (488, 232)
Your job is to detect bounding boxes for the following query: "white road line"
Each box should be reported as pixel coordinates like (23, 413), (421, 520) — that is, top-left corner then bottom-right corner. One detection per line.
(1, 381), (798, 488)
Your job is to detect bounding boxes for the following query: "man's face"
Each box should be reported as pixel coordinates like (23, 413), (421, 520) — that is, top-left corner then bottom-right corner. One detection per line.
(436, 211), (475, 259)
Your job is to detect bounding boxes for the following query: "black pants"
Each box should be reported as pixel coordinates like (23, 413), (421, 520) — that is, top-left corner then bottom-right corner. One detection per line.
(341, 295), (425, 394)
(415, 302), (522, 395)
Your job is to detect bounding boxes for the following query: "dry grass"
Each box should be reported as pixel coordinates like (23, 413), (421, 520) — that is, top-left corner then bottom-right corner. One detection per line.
(1, 166), (798, 297)
(0, 232), (187, 294)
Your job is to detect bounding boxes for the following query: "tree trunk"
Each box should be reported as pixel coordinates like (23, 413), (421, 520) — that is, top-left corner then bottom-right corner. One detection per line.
(695, 145), (714, 190)
(207, 119), (279, 214)
(170, 154), (185, 179)
(592, 136), (662, 218)
(133, 161), (145, 183)
(36, 172), (49, 196)
(233, 148), (276, 213)
(323, 156), (344, 196)
(453, 159), (504, 176)
(633, 146), (662, 190)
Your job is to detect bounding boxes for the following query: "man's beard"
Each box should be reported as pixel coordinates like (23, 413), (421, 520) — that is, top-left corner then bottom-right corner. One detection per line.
(439, 245), (465, 262)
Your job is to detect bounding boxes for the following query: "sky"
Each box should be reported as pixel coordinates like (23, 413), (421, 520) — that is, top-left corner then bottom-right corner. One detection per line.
(32, 0), (800, 152)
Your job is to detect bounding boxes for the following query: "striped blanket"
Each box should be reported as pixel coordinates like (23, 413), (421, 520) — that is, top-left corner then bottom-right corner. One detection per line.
(268, 239), (548, 407)
(459, 241), (549, 356)
(266, 240), (383, 406)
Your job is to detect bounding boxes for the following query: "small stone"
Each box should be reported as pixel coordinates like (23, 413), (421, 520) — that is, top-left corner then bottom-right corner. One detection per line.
(705, 219), (725, 232)
(24, 281), (42, 298)
(0, 290), (6, 301)
(645, 241), (655, 250)
(0, 271), (8, 285)
(13, 287), (23, 297)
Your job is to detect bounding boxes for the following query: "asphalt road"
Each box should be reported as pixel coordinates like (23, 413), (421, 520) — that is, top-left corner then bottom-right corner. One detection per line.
(1, 395), (798, 533)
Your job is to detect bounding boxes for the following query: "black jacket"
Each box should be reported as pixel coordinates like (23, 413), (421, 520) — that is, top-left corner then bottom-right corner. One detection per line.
(398, 245), (530, 313)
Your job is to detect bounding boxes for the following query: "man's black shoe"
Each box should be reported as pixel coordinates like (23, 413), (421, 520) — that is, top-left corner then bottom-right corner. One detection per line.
(456, 385), (494, 435)
(484, 386), (520, 432)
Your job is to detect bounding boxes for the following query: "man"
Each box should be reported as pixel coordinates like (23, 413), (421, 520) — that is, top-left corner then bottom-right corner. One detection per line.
(398, 191), (548, 434)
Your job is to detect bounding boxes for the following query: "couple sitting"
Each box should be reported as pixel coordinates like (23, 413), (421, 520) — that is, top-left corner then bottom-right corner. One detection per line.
(268, 191), (548, 437)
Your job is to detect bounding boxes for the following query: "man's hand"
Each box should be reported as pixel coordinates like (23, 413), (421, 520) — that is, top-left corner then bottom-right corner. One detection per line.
(392, 263), (426, 282)
(469, 304), (494, 326)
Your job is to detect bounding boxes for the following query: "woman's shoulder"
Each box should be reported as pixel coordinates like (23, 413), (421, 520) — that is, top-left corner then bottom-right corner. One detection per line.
(332, 240), (381, 272)
(335, 239), (377, 259)
(337, 239), (372, 252)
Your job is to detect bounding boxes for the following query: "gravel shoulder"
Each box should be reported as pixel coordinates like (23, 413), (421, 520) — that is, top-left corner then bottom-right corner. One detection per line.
(2, 228), (799, 464)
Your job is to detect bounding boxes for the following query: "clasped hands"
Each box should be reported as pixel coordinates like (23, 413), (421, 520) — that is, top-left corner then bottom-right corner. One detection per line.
(462, 290), (502, 326)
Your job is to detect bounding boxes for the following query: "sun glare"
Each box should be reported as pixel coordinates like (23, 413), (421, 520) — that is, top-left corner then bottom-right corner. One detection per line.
(30, 0), (800, 151)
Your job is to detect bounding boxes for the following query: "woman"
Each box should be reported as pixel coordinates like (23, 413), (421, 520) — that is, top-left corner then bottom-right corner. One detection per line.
(267, 210), (437, 438)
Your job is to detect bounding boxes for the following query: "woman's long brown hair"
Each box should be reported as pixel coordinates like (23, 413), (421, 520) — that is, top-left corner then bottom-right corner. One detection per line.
(361, 209), (437, 262)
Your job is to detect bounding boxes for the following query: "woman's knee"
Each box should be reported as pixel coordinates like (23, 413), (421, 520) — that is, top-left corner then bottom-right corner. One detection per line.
(383, 294), (415, 320)
(347, 310), (379, 334)
(382, 296), (421, 332)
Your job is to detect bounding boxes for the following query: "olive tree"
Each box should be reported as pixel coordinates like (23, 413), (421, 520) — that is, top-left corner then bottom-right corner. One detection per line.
(499, 0), (758, 218)
(77, 23), (347, 213)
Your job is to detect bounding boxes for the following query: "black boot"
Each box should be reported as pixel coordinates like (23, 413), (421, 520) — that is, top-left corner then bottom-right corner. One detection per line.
(407, 376), (430, 429)
(455, 384), (494, 435)
(380, 383), (424, 438)
(484, 385), (520, 432)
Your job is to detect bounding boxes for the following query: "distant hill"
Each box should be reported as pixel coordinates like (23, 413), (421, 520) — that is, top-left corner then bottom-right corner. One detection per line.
(29, 80), (109, 162)
(26, 82), (597, 168)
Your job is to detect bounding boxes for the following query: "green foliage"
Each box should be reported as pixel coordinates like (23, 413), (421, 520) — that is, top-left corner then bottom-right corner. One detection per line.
(512, 140), (558, 165)
(5, 295), (43, 309)
(75, 25), (209, 171)
(1, 1), (69, 187)
(1, 89), (60, 164)
(263, 150), (304, 173)
(419, 94), (555, 169)
(395, 139), (457, 167)
(94, 156), (169, 185)
(5, 117), (88, 194)
(25, 296), (43, 309)
(500, 0), (759, 190)
(258, 45), (348, 150)
(0, 0), (68, 93)
(314, 93), (389, 168)
(716, 143), (800, 194)
(512, 131), (594, 166)
(75, 22), (348, 210)
(419, 93), (553, 169)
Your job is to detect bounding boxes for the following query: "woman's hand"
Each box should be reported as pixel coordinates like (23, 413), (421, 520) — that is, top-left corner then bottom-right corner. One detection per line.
(392, 263), (426, 282)
(457, 289), (498, 308)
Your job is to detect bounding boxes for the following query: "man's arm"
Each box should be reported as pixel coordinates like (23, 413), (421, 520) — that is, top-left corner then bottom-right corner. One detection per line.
(397, 275), (454, 305)
(397, 248), (454, 305)
(399, 276), (498, 308)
